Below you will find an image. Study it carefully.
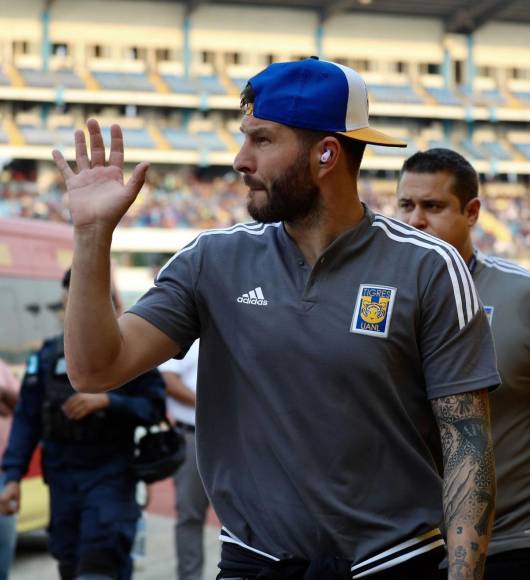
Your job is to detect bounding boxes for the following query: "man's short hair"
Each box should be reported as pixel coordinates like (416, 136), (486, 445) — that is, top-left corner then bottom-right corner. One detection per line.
(240, 83), (365, 176)
(400, 148), (479, 209)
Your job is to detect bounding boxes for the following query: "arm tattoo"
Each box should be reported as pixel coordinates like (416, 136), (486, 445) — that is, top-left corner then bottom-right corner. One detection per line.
(432, 390), (495, 579)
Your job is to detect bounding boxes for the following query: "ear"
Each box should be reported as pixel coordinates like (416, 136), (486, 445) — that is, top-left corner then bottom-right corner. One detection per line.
(315, 137), (340, 174)
(464, 197), (481, 226)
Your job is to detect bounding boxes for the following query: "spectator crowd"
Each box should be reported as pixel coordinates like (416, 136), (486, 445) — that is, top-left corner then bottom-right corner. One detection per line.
(0, 163), (528, 260)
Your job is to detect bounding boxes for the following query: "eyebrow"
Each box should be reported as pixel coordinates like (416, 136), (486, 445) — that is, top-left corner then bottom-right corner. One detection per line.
(239, 124), (274, 136)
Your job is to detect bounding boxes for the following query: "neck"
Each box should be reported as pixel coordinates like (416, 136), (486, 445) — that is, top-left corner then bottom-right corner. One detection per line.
(460, 238), (475, 264)
(284, 195), (364, 266)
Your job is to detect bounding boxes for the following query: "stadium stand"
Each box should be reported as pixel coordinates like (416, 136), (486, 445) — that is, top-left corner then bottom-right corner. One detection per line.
(18, 68), (85, 89)
(0, 0), (528, 264)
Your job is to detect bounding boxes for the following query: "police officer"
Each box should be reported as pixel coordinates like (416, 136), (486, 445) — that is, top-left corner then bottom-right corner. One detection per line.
(0, 269), (166, 580)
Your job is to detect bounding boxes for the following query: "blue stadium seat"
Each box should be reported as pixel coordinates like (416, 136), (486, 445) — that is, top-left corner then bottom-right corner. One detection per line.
(367, 84), (423, 104)
(197, 76), (226, 95)
(99, 126), (154, 148)
(0, 69), (11, 86)
(19, 125), (54, 145)
(162, 75), (199, 94)
(54, 127), (75, 146)
(162, 128), (199, 150)
(513, 91), (530, 102)
(19, 68), (84, 89)
(92, 72), (153, 92)
(480, 89), (505, 105)
(195, 131), (227, 151)
(513, 143), (530, 160)
(425, 87), (461, 106)
(232, 78), (248, 91)
(461, 140), (486, 160)
(480, 141), (511, 160)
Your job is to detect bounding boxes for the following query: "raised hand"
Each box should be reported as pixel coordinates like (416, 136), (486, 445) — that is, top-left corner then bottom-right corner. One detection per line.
(52, 119), (149, 232)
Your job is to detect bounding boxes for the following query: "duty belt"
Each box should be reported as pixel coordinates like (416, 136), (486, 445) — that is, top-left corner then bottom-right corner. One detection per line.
(218, 526), (445, 579)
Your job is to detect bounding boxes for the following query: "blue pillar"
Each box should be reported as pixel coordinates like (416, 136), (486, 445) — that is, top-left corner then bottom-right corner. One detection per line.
(183, 16), (191, 78)
(42, 8), (51, 72)
(316, 22), (324, 59)
(442, 47), (451, 88)
(466, 33), (475, 95)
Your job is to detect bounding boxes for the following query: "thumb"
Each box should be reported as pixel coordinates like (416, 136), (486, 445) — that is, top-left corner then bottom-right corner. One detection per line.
(125, 162), (150, 199)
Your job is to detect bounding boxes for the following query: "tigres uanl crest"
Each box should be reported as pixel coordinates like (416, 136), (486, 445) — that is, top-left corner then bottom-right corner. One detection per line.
(350, 284), (397, 338)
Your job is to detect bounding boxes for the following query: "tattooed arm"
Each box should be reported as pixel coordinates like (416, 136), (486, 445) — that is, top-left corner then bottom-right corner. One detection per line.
(431, 389), (495, 580)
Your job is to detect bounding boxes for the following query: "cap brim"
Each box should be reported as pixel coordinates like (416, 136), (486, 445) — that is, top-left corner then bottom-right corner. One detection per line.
(337, 127), (407, 148)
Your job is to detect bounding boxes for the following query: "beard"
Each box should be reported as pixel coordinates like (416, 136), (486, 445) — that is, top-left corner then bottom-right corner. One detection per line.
(245, 153), (321, 224)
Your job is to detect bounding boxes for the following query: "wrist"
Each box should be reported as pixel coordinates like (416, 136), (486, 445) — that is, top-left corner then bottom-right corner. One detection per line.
(74, 224), (114, 247)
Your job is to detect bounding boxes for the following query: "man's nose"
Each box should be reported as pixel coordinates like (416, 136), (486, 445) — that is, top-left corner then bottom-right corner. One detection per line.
(408, 207), (427, 230)
(233, 142), (255, 175)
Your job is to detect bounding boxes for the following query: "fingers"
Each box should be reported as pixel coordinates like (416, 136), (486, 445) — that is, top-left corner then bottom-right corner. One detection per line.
(108, 124), (124, 170)
(87, 118), (106, 167)
(125, 162), (150, 198)
(52, 149), (75, 181)
(74, 129), (90, 171)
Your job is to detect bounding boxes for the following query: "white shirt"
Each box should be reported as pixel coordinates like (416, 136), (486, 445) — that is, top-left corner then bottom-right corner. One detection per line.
(158, 340), (198, 426)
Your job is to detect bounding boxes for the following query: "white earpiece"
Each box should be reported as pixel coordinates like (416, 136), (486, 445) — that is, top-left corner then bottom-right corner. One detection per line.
(320, 149), (331, 163)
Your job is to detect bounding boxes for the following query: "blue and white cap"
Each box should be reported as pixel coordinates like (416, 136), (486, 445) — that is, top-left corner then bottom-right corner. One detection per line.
(246, 57), (406, 147)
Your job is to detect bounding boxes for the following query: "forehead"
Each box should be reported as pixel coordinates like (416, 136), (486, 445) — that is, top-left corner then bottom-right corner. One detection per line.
(398, 171), (456, 199)
(240, 114), (292, 136)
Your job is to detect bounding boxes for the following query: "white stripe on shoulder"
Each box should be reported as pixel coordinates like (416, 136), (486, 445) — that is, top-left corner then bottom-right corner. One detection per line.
(481, 255), (530, 278)
(374, 215), (479, 319)
(157, 222), (280, 280)
(372, 219), (467, 329)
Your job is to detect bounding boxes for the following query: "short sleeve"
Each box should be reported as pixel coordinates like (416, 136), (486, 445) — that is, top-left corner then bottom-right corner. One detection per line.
(128, 239), (202, 356)
(420, 254), (500, 400)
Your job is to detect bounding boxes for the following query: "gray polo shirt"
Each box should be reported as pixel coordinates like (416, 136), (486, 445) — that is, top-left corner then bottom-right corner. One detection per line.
(130, 208), (499, 567)
(471, 251), (530, 557)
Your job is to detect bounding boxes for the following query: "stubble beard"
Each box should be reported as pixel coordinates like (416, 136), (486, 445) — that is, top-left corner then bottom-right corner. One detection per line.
(246, 154), (322, 225)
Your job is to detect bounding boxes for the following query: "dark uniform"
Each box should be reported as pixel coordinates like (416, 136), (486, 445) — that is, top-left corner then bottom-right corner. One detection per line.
(1, 335), (165, 580)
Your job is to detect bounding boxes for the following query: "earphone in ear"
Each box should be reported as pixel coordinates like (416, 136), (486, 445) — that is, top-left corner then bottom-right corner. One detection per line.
(320, 149), (331, 163)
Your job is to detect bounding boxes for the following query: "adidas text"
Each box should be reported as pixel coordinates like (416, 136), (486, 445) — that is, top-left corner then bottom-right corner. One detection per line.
(237, 297), (268, 306)
(236, 286), (268, 306)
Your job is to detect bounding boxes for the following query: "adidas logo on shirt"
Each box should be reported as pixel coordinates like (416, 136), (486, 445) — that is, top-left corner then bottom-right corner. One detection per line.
(237, 286), (268, 306)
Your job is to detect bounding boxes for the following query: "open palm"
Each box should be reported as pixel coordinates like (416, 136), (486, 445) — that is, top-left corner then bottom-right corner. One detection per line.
(52, 119), (149, 231)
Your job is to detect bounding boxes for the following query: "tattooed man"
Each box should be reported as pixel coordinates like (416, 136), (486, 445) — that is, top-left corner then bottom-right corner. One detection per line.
(398, 148), (530, 579)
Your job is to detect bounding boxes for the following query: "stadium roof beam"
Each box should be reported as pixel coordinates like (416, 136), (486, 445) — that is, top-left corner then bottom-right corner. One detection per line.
(185, 0), (208, 16)
(319, 0), (358, 22)
(446, 0), (516, 33)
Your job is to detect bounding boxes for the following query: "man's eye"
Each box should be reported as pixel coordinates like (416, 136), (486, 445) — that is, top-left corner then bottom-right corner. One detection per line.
(398, 202), (412, 211)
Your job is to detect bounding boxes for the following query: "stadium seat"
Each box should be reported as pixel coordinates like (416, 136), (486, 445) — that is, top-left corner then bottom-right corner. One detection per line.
(0, 68), (11, 86)
(480, 141), (511, 160)
(194, 131), (227, 151)
(512, 91), (530, 102)
(99, 126), (155, 149)
(197, 76), (227, 95)
(367, 84), (424, 104)
(513, 143), (530, 160)
(162, 128), (200, 150)
(425, 87), (461, 106)
(162, 75), (201, 94)
(461, 140), (486, 160)
(92, 72), (154, 92)
(18, 68), (84, 89)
